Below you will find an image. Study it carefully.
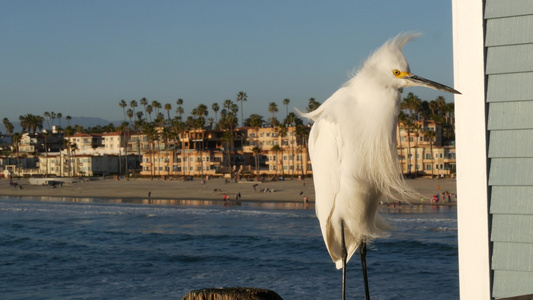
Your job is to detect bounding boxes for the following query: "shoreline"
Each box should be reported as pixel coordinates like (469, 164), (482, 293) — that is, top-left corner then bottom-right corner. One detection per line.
(0, 177), (457, 206)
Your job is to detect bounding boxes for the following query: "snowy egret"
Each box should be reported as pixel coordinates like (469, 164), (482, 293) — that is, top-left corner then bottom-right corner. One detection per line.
(300, 33), (460, 300)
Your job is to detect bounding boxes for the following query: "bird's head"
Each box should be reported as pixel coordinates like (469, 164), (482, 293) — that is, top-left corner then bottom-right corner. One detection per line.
(361, 33), (461, 95)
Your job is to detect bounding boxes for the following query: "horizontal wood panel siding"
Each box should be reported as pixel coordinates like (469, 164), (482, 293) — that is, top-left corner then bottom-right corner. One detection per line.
(485, 0), (533, 19)
(492, 270), (533, 299)
(491, 186), (533, 214)
(486, 44), (533, 74)
(488, 130), (533, 157)
(487, 102), (533, 130)
(489, 158), (533, 185)
(485, 3), (533, 298)
(492, 242), (533, 272)
(491, 215), (533, 243)
(486, 15), (533, 46)
(487, 73), (533, 102)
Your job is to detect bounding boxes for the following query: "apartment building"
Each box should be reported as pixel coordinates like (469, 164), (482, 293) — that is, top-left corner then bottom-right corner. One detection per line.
(38, 153), (137, 177)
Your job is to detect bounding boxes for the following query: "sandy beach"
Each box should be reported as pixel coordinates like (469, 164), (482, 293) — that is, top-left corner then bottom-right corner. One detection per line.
(0, 176), (456, 205)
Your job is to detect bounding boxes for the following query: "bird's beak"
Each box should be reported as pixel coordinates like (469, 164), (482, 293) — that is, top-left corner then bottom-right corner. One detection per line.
(404, 74), (461, 94)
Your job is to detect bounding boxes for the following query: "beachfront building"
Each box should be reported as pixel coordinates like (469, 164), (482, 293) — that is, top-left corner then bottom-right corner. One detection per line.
(6, 122), (456, 179)
(397, 120), (456, 177)
(140, 149), (225, 178)
(102, 132), (128, 153)
(128, 132), (150, 156)
(65, 133), (103, 152)
(18, 132), (63, 154)
(454, 1), (533, 299)
(243, 126), (312, 176)
(38, 153), (137, 177)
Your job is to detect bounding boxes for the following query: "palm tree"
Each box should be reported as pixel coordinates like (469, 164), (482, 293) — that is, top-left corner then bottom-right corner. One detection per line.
(306, 98), (321, 112)
(152, 100), (162, 116)
(219, 100), (239, 177)
(164, 103), (172, 125)
(247, 114), (263, 155)
(50, 112), (57, 128)
(70, 142), (79, 176)
(402, 92), (421, 120)
(130, 100), (138, 116)
(268, 102), (278, 126)
(143, 122), (158, 180)
(412, 123), (421, 177)
(3, 118), (14, 135)
(119, 99), (128, 121)
(136, 111), (144, 122)
(282, 98), (290, 118)
(19, 114), (44, 135)
(236, 91), (247, 127)
(64, 126), (74, 176)
(42, 131), (49, 176)
(44, 112), (51, 130)
(57, 113), (63, 130)
(397, 110), (407, 173)
(195, 104), (208, 127)
(271, 144), (282, 175)
(275, 123), (288, 176)
(212, 103), (220, 124)
(12, 133), (21, 177)
(140, 97), (148, 118)
(252, 146), (261, 177)
(424, 129), (436, 179)
(404, 119), (415, 176)
(66, 115), (72, 127)
(145, 105), (153, 122)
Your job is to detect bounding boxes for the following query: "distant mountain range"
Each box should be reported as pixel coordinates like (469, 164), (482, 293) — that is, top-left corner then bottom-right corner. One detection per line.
(4, 117), (122, 134)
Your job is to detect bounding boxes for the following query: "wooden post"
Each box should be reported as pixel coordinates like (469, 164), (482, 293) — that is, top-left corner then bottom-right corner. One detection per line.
(182, 287), (283, 300)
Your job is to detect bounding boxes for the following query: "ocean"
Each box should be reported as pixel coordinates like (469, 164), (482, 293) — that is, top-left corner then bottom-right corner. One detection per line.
(0, 197), (458, 300)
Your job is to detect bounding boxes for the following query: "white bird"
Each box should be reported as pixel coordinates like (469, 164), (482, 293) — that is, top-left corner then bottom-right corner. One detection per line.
(299, 33), (460, 300)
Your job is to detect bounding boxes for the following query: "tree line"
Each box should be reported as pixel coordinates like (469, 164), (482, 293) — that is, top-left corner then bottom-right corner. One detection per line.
(1, 90), (453, 152)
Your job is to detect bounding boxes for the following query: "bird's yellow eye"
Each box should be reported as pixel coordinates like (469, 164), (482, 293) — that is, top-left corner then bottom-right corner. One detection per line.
(392, 69), (401, 76)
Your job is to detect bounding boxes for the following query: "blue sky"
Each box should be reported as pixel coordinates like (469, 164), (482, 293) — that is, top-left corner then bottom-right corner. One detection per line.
(1, 0), (455, 124)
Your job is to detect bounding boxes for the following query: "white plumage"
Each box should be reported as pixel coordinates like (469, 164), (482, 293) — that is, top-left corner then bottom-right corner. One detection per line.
(299, 33), (460, 299)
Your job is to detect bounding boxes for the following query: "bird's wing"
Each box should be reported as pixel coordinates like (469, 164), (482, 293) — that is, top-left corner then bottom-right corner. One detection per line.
(308, 116), (342, 258)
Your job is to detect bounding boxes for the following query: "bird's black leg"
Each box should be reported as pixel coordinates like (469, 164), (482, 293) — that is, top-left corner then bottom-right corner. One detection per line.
(360, 239), (370, 300)
(341, 220), (347, 300)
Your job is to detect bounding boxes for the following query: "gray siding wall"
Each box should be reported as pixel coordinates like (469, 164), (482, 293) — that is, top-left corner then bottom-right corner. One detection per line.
(485, 0), (533, 298)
